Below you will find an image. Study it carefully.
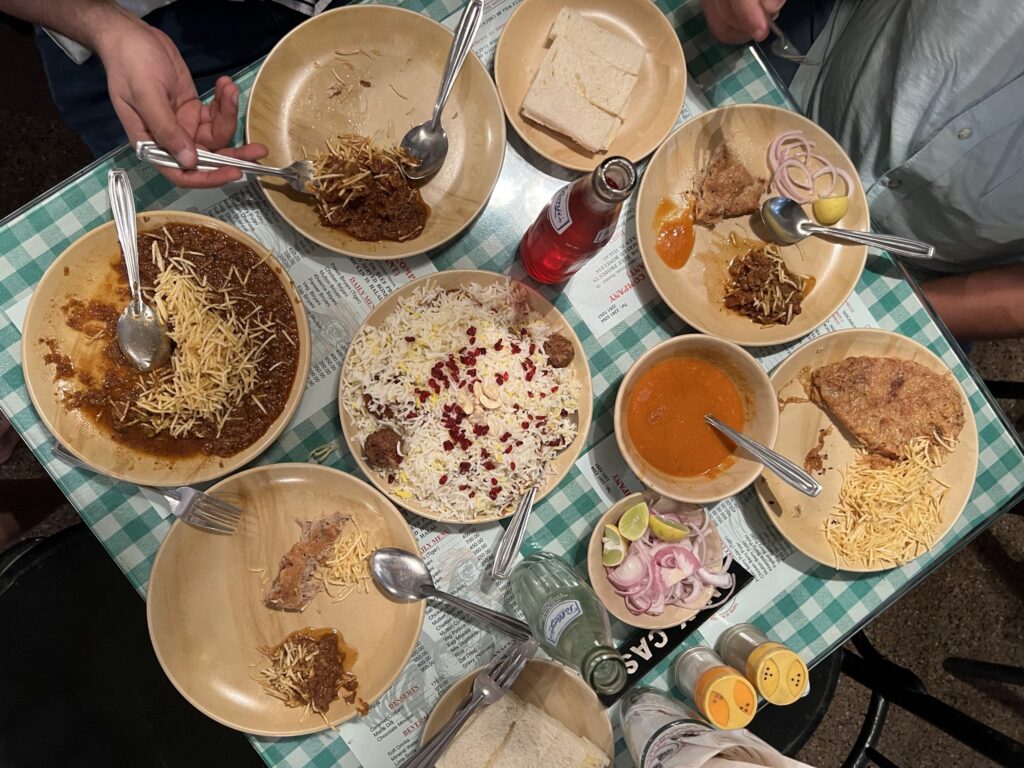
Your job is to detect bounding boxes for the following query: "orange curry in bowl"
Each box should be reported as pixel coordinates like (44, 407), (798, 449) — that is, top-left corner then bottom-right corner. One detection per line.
(625, 357), (744, 477)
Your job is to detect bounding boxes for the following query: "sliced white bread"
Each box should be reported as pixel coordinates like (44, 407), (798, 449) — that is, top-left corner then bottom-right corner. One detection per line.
(521, 62), (623, 153)
(435, 692), (528, 768)
(547, 730), (611, 768)
(548, 8), (645, 75)
(546, 36), (638, 118)
(487, 703), (561, 768)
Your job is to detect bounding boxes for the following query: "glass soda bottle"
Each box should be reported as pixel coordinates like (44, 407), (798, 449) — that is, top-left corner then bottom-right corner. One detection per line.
(510, 551), (627, 695)
(519, 156), (637, 284)
(620, 687), (710, 768)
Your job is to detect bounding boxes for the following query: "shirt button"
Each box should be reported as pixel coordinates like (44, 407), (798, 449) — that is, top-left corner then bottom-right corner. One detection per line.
(886, 177), (902, 190)
(957, 127), (973, 140)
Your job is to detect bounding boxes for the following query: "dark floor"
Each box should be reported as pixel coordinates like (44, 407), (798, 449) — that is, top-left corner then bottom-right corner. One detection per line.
(1, 14), (1021, 768)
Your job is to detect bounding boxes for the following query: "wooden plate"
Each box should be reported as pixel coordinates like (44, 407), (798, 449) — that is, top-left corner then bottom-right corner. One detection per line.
(147, 463), (424, 736)
(21, 210), (311, 486)
(421, 660), (614, 756)
(636, 104), (869, 346)
(757, 329), (979, 572)
(586, 492), (724, 630)
(613, 334), (778, 504)
(338, 270), (593, 524)
(494, 0), (685, 171)
(246, 6), (506, 260)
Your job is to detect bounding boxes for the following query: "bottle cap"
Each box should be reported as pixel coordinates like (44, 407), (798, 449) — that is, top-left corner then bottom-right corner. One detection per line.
(745, 642), (808, 705)
(693, 666), (756, 729)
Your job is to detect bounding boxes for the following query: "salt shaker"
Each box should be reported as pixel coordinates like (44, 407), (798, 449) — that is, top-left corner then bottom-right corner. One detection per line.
(673, 647), (756, 730)
(717, 623), (809, 706)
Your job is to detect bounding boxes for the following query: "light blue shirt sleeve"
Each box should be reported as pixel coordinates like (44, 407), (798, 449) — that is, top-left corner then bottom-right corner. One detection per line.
(790, 0), (1024, 272)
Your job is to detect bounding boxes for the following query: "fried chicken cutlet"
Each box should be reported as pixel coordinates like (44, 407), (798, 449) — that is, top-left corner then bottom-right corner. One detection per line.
(693, 142), (768, 227)
(810, 356), (964, 460)
(265, 512), (349, 612)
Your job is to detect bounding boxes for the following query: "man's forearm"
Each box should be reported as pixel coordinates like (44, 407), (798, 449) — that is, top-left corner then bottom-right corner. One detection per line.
(0, 0), (140, 54)
(921, 263), (1024, 341)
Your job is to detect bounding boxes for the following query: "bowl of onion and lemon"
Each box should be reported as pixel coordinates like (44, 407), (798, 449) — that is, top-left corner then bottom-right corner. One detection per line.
(586, 492), (734, 630)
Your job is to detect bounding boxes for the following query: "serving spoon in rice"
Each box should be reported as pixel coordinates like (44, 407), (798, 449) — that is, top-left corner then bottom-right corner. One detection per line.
(108, 169), (172, 372)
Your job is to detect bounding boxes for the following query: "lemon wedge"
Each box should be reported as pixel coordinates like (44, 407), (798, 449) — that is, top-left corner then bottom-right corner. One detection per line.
(649, 514), (689, 543)
(812, 196), (849, 225)
(601, 524), (628, 566)
(617, 501), (650, 541)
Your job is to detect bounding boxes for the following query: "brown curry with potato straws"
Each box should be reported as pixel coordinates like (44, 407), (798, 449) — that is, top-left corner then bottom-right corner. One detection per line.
(43, 223), (300, 459)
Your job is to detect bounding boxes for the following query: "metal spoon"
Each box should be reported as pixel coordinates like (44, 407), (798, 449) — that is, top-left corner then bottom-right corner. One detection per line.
(761, 197), (935, 259)
(399, 0), (483, 180)
(107, 169), (172, 372)
(705, 414), (822, 497)
(135, 141), (314, 194)
(370, 547), (532, 640)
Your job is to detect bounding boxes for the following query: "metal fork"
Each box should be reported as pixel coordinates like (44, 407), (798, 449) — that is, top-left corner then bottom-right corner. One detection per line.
(768, 21), (818, 65)
(402, 639), (537, 768)
(134, 141), (314, 194)
(50, 441), (242, 534)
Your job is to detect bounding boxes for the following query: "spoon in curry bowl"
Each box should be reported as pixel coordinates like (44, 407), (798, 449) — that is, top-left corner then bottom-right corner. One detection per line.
(705, 414), (822, 497)
(107, 169), (172, 372)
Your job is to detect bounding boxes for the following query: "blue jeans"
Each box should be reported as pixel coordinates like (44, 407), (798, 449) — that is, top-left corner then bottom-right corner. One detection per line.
(36, 0), (347, 157)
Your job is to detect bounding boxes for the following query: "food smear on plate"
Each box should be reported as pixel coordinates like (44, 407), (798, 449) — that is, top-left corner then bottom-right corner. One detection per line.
(257, 627), (366, 719)
(723, 238), (811, 326)
(265, 512), (373, 611)
(626, 357), (743, 477)
(435, 688), (610, 768)
(603, 498), (733, 617)
(520, 8), (644, 153)
(825, 437), (950, 569)
(653, 197), (696, 270)
(342, 280), (582, 521)
(767, 129), (852, 215)
(310, 134), (428, 242)
(44, 224), (299, 459)
(693, 142), (767, 227)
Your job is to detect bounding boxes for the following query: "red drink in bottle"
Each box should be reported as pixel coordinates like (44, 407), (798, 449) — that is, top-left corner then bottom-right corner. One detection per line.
(519, 156), (637, 284)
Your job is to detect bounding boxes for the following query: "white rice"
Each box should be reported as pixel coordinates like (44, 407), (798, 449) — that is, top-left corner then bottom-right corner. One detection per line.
(342, 280), (582, 521)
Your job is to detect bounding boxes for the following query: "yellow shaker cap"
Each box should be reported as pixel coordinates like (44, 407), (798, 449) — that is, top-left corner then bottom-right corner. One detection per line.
(694, 666), (756, 729)
(746, 642), (808, 706)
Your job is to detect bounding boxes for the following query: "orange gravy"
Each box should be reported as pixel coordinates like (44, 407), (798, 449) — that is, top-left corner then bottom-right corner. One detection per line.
(626, 357), (745, 477)
(654, 198), (696, 270)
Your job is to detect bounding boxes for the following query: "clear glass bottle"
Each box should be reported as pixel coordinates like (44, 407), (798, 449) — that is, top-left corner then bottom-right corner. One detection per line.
(717, 623), (809, 706)
(518, 156), (637, 284)
(621, 686), (710, 768)
(510, 551), (627, 695)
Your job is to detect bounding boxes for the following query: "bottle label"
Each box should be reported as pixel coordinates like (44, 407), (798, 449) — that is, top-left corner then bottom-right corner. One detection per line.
(593, 222), (616, 245)
(641, 721), (710, 768)
(548, 184), (573, 235)
(542, 598), (583, 646)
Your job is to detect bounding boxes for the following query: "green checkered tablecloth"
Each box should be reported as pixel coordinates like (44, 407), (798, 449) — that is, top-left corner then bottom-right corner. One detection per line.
(1, 1), (1022, 766)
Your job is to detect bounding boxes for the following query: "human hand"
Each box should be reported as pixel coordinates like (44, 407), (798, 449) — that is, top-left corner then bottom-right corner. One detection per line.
(96, 18), (267, 188)
(700, 0), (786, 44)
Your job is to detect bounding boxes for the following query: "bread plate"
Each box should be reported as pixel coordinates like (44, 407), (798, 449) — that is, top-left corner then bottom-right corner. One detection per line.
(421, 659), (613, 759)
(636, 104), (869, 346)
(494, 0), (685, 171)
(247, 6), (505, 260)
(757, 329), (979, 572)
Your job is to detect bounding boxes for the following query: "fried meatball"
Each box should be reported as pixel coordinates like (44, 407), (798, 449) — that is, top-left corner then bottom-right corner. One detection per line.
(543, 333), (575, 369)
(364, 427), (402, 468)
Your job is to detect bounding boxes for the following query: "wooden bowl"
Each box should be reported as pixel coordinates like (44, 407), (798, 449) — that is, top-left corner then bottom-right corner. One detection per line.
(494, 0), (685, 171)
(586, 492), (724, 630)
(22, 211), (310, 486)
(757, 328), (979, 571)
(614, 334), (778, 503)
(636, 104), (869, 346)
(147, 463), (424, 736)
(246, 5), (506, 260)
(421, 659), (613, 756)
(338, 270), (593, 524)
